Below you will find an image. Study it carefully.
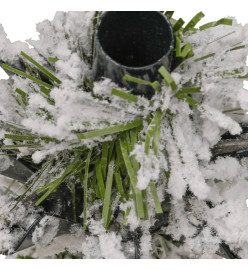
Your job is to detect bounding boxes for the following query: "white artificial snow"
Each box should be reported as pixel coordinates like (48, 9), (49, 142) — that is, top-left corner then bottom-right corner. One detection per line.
(164, 125), (188, 200)
(130, 143), (159, 190)
(82, 236), (101, 259)
(0, 25), (29, 66)
(171, 112), (211, 200)
(199, 104), (242, 135)
(0, 155), (11, 172)
(1, 12), (248, 259)
(32, 216), (60, 247)
(86, 219), (125, 259)
(140, 232), (152, 258)
(98, 232), (125, 259)
(201, 157), (241, 182)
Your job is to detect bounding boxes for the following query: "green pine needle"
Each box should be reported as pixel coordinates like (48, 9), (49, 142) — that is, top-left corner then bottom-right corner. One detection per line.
(158, 66), (177, 91)
(96, 161), (106, 199)
(1, 63), (54, 89)
(35, 152), (82, 206)
(173, 18), (185, 32)
(123, 207), (131, 226)
(76, 118), (143, 140)
(182, 12), (205, 34)
(101, 142), (109, 179)
(111, 88), (138, 103)
(114, 172), (125, 198)
(176, 93), (200, 108)
(115, 141), (127, 176)
(175, 36), (182, 57)
(21, 51), (61, 84)
(123, 74), (161, 92)
(48, 56), (59, 63)
(15, 88), (28, 99)
(229, 45), (246, 52)
(72, 181), (77, 222)
(83, 149), (92, 229)
(4, 133), (54, 142)
(195, 53), (216, 62)
(145, 109), (162, 155)
(178, 87), (201, 94)
(200, 18), (232, 31)
(223, 107), (243, 113)
(164, 11), (174, 19)
(181, 43), (192, 58)
(40, 86), (51, 97)
(102, 160), (115, 228)
(142, 190), (149, 220)
(152, 121), (161, 158)
(0, 143), (41, 150)
(119, 135), (144, 218)
(149, 182), (163, 214)
(11, 157), (55, 211)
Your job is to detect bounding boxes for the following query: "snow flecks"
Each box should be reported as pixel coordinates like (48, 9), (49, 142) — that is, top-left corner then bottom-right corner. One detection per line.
(237, 88), (248, 111)
(186, 227), (220, 259)
(164, 110), (210, 201)
(176, 104), (211, 162)
(82, 236), (101, 259)
(162, 94), (172, 113)
(207, 179), (248, 245)
(86, 219), (125, 259)
(199, 104), (242, 135)
(55, 53), (86, 82)
(119, 201), (140, 231)
(32, 216), (59, 247)
(0, 25), (29, 66)
(0, 155), (11, 172)
(93, 78), (151, 118)
(166, 199), (196, 241)
(99, 232), (125, 259)
(201, 157), (241, 182)
(172, 114), (210, 200)
(28, 93), (54, 112)
(0, 80), (21, 123)
(201, 119), (221, 145)
(1, 12), (248, 259)
(140, 233), (152, 258)
(22, 118), (71, 141)
(164, 125), (187, 200)
(130, 143), (159, 190)
(93, 78), (115, 98)
(29, 11), (94, 66)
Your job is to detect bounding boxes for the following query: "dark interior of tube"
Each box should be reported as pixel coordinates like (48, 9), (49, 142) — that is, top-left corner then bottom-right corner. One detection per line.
(97, 12), (173, 67)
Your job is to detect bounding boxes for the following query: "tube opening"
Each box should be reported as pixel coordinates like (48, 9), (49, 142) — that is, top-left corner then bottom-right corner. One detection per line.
(97, 11), (174, 68)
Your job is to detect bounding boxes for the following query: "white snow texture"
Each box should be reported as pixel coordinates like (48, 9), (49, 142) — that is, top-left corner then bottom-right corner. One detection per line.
(0, 12), (248, 259)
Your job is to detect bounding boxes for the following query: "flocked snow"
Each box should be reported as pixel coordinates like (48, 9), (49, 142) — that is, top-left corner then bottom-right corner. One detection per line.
(0, 11), (248, 258)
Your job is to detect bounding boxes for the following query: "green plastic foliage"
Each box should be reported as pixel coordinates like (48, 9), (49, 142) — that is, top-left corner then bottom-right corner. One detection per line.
(21, 51), (61, 84)
(111, 88), (138, 103)
(199, 18), (232, 31)
(102, 160), (115, 228)
(182, 12), (205, 34)
(76, 119), (143, 140)
(2, 63), (54, 89)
